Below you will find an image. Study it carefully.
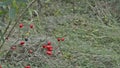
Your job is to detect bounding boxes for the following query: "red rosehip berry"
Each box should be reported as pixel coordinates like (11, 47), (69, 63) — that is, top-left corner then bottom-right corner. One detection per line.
(19, 23), (23, 28)
(61, 38), (65, 41)
(20, 41), (25, 46)
(46, 45), (52, 49)
(42, 45), (47, 48)
(47, 47), (53, 51)
(57, 38), (61, 41)
(47, 41), (51, 45)
(46, 45), (53, 51)
(46, 51), (52, 55)
(25, 66), (31, 68)
(28, 50), (33, 53)
(30, 24), (33, 29)
(11, 46), (16, 50)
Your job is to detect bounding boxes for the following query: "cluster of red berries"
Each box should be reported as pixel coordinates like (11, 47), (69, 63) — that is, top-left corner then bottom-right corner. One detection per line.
(42, 38), (65, 55)
(19, 23), (34, 29)
(9, 23), (65, 68)
(42, 41), (53, 55)
(57, 37), (65, 42)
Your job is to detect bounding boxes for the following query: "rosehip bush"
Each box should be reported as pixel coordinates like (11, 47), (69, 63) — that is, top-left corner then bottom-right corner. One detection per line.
(0, 23), (66, 68)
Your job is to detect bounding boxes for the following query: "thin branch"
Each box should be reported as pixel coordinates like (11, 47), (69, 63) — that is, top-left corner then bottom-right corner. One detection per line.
(37, 0), (42, 16)
(3, 20), (12, 35)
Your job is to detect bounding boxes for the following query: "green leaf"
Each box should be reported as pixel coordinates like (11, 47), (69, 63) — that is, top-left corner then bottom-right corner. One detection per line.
(0, 10), (7, 15)
(12, 0), (18, 10)
(9, 8), (16, 20)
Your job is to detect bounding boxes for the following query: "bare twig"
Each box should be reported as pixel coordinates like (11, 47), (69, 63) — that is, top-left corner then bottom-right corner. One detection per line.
(37, 0), (42, 16)
(3, 20), (12, 35)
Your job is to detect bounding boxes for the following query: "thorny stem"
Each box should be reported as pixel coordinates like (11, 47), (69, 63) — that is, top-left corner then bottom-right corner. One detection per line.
(0, 21), (11, 46)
